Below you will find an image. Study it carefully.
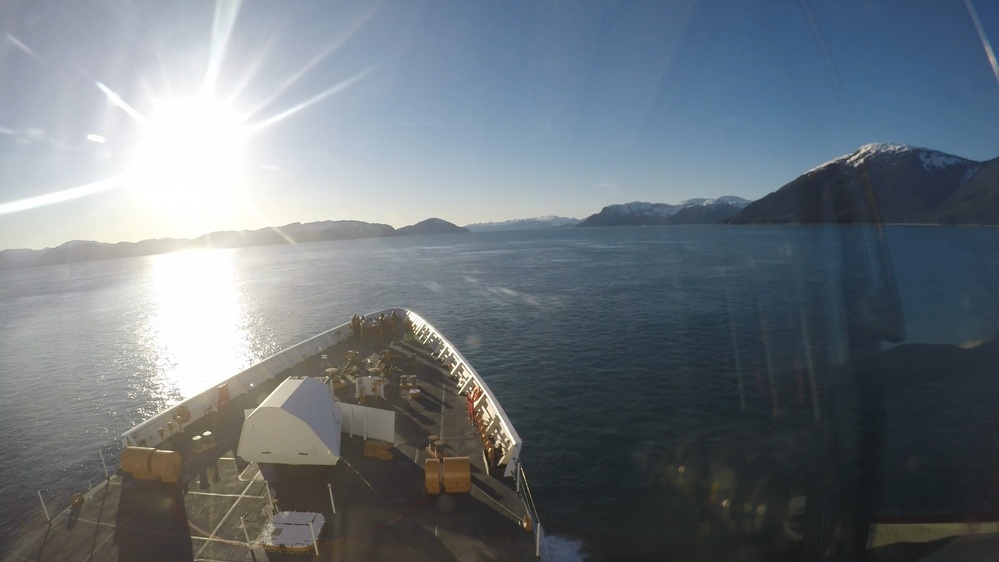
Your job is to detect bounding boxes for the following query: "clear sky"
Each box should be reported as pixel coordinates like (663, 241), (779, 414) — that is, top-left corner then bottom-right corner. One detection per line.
(1, 0), (998, 250)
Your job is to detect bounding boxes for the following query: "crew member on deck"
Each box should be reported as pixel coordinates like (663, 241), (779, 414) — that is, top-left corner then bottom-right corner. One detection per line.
(351, 314), (361, 339)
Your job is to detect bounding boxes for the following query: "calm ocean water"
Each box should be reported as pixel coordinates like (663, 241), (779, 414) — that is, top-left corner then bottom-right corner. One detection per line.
(1, 225), (998, 560)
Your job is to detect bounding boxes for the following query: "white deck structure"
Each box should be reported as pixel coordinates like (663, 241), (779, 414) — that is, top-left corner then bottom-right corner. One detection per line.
(237, 377), (342, 465)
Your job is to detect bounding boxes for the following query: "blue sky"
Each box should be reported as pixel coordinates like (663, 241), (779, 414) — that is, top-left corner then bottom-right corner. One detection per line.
(1, 0), (998, 249)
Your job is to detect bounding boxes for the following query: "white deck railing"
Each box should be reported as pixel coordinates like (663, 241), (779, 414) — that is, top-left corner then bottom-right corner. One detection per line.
(405, 310), (523, 479)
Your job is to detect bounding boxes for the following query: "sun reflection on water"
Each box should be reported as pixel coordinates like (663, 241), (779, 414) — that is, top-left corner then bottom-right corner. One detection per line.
(145, 249), (253, 400)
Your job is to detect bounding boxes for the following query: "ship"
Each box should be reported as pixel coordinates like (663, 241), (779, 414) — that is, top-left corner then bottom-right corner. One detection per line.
(3, 309), (546, 561)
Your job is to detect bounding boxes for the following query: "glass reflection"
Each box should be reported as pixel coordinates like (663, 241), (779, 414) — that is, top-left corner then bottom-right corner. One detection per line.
(145, 249), (252, 399)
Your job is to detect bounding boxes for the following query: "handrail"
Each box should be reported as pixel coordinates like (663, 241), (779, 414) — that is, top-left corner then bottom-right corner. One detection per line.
(405, 309), (523, 478)
(519, 466), (551, 561)
(28, 441), (122, 533)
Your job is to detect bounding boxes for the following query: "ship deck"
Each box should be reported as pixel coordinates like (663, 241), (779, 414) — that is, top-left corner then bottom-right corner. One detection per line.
(3, 326), (537, 561)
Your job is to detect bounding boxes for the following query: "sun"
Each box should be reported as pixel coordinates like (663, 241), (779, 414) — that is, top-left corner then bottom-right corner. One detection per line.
(125, 97), (249, 217)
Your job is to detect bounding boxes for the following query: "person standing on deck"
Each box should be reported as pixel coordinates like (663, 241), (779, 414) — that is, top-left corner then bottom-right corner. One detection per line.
(351, 314), (361, 339)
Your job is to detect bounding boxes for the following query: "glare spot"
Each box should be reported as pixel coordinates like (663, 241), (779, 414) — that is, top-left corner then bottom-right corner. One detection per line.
(128, 98), (246, 186)
(145, 250), (252, 398)
(125, 97), (248, 218)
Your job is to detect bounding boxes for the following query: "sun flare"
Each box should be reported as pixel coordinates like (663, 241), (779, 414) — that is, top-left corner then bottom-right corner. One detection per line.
(126, 98), (248, 212)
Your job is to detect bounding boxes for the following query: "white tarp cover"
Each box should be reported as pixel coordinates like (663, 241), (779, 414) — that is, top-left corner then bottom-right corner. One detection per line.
(237, 377), (342, 465)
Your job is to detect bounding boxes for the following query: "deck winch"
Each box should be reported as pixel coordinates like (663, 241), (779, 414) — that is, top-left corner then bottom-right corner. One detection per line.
(425, 456), (471, 494)
(120, 446), (182, 483)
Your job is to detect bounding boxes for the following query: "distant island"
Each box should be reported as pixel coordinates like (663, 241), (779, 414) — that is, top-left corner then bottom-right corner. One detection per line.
(3, 142), (997, 270)
(396, 218), (469, 236)
(0, 218), (468, 270)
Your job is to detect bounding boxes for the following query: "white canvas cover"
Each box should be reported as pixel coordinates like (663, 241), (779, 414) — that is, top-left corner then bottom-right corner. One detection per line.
(237, 377), (342, 465)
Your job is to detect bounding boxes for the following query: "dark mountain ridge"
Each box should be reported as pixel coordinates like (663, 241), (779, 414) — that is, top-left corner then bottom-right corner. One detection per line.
(396, 218), (470, 236)
(0, 218), (464, 270)
(729, 143), (996, 224)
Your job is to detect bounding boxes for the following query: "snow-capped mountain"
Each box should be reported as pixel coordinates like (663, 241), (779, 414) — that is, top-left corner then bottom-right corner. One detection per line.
(731, 143), (994, 224)
(579, 196), (752, 227)
(464, 216), (580, 232)
(679, 196), (755, 208)
(807, 143), (979, 178)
